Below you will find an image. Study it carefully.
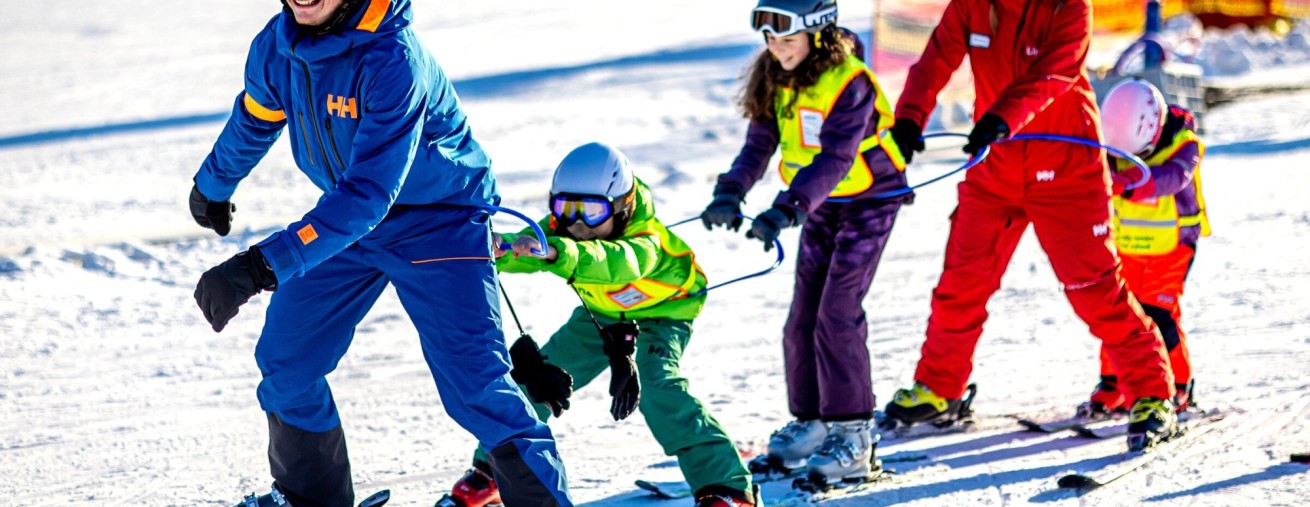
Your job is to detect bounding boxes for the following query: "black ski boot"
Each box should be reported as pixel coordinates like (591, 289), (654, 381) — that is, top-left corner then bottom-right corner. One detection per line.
(1126, 397), (1179, 452)
(880, 383), (976, 430)
(236, 485), (389, 507)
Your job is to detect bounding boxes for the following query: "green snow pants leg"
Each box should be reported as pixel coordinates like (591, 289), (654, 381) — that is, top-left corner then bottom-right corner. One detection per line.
(476, 307), (751, 496)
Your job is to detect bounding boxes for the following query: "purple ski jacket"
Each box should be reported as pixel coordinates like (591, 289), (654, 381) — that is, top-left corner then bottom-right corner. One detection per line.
(1134, 106), (1204, 246)
(718, 73), (909, 217)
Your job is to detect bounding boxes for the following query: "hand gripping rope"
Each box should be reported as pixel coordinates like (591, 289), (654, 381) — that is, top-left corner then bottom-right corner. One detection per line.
(490, 201), (785, 298)
(485, 205), (552, 258)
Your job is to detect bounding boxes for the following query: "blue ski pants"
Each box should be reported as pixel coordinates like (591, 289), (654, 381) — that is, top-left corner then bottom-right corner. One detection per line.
(253, 204), (571, 506)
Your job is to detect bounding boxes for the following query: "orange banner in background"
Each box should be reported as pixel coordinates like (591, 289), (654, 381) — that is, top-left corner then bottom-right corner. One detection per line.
(1093, 1), (1310, 32)
(1092, 0), (1186, 32)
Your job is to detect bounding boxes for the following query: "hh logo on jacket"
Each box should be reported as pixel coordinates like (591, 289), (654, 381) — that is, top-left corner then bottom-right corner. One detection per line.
(327, 94), (358, 119)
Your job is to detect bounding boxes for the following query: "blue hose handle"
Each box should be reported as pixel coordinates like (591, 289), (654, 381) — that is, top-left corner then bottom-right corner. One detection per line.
(484, 205), (550, 258)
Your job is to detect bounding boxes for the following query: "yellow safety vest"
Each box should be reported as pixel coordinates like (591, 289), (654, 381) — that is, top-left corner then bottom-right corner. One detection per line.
(1112, 129), (1212, 256)
(775, 57), (906, 198)
(571, 217), (707, 318)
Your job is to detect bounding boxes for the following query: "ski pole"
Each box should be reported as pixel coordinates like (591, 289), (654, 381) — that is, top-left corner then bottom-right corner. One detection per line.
(484, 205), (551, 258)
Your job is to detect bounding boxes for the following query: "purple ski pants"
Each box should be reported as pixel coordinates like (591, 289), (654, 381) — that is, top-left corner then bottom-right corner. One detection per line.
(783, 198), (902, 421)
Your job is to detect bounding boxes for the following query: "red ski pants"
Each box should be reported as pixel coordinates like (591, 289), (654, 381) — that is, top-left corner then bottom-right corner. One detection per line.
(1099, 245), (1196, 387)
(914, 175), (1175, 402)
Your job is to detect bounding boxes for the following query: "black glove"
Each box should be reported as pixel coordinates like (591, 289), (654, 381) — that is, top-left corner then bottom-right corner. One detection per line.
(962, 113), (1010, 156)
(194, 246), (277, 332)
(889, 119), (925, 165)
(508, 334), (574, 417)
(701, 182), (745, 231)
(745, 206), (806, 252)
(189, 184), (235, 237)
(600, 321), (641, 421)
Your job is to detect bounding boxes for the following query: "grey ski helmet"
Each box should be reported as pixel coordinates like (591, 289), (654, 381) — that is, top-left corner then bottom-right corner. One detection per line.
(548, 143), (637, 236)
(751, 0), (838, 36)
(550, 142), (634, 200)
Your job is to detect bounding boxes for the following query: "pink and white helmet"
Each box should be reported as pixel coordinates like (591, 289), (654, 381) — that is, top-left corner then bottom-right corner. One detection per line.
(1101, 79), (1167, 156)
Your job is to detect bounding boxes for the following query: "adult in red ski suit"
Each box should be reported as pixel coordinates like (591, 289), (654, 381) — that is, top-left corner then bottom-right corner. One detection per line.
(888, 0), (1175, 406)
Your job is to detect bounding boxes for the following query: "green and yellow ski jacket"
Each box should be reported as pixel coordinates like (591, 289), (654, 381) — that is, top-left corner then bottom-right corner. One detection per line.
(497, 178), (707, 321)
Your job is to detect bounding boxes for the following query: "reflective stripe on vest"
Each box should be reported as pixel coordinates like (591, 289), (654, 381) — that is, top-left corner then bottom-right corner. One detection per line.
(572, 219), (706, 316)
(1112, 129), (1211, 255)
(775, 57), (906, 198)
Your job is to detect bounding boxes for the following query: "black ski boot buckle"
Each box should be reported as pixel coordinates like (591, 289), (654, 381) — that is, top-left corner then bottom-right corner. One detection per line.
(929, 383), (978, 429)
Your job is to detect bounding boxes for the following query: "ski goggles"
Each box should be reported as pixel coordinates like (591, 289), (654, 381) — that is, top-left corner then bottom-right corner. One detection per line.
(750, 6), (837, 37)
(550, 193), (619, 227)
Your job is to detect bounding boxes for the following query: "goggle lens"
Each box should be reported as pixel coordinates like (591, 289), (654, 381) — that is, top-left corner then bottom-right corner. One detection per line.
(551, 195), (614, 227)
(751, 10), (794, 35)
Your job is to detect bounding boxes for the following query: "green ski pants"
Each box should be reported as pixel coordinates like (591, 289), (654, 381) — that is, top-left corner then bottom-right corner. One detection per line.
(476, 307), (750, 495)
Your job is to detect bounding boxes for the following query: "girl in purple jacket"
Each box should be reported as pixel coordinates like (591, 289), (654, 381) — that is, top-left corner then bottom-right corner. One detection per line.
(700, 0), (909, 483)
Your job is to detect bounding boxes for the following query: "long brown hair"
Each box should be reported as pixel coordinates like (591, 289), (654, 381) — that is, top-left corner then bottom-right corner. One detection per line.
(738, 26), (856, 124)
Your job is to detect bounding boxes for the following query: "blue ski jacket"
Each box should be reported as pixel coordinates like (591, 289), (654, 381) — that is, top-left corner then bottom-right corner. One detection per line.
(194, 0), (498, 282)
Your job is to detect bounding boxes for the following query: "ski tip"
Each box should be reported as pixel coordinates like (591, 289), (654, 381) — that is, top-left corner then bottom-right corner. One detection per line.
(1056, 474), (1098, 489)
(357, 489), (390, 507)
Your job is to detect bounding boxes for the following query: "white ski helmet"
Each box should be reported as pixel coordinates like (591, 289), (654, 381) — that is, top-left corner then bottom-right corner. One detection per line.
(1101, 79), (1167, 156)
(550, 142), (634, 200)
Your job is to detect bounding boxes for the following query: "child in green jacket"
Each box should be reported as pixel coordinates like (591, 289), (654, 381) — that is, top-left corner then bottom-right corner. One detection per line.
(438, 143), (756, 507)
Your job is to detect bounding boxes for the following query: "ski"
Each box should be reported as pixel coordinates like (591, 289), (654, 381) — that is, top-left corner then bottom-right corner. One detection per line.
(746, 454), (810, 484)
(1290, 453), (1310, 464)
(763, 471), (896, 507)
(241, 489), (388, 507)
(1017, 414), (1113, 434)
(357, 491), (390, 507)
(1073, 408), (1216, 440)
(1073, 420), (1128, 439)
(635, 479), (693, 499)
(1055, 415), (1226, 490)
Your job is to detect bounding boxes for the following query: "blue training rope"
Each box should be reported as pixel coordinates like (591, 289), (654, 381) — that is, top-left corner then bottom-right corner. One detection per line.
(679, 214), (785, 297)
(664, 131), (1149, 294)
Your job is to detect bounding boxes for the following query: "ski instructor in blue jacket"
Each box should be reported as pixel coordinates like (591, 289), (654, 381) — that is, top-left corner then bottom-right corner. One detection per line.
(189, 1), (573, 505)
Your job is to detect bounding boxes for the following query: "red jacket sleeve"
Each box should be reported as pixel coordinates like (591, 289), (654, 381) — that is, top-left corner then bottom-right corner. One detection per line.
(895, 0), (970, 127)
(986, 0), (1092, 133)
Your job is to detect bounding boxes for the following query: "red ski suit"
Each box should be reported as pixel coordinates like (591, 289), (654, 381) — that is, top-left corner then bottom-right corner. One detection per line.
(895, 0), (1174, 401)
